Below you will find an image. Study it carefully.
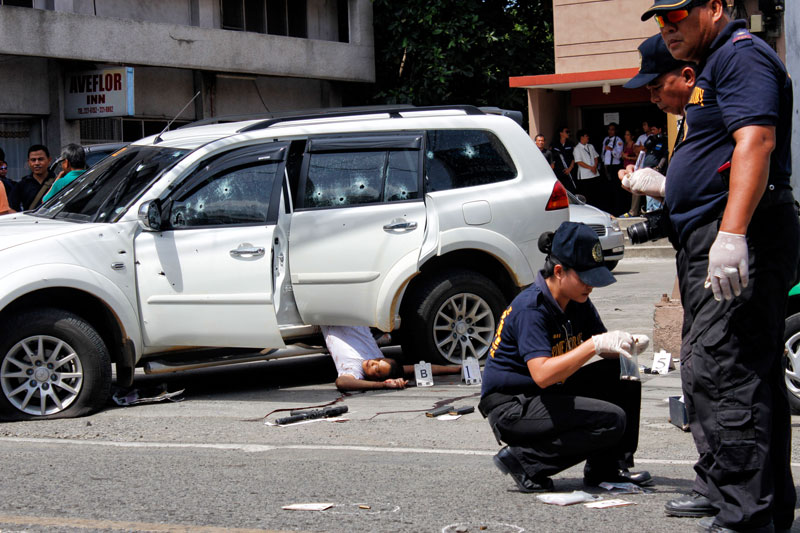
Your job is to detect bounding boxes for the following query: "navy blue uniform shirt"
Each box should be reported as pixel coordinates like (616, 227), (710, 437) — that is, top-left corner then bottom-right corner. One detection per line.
(481, 271), (606, 397)
(666, 20), (793, 246)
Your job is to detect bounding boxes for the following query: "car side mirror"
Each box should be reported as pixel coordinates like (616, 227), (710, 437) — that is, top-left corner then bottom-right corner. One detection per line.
(137, 200), (162, 231)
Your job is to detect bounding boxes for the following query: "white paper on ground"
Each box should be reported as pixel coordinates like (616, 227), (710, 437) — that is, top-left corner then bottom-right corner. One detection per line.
(282, 503), (334, 511)
(536, 491), (600, 506)
(436, 414), (462, 421)
(585, 499), (635, 509)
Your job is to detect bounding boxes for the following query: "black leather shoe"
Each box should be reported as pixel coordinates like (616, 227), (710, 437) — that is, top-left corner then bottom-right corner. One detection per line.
(697, 516), (775, 533)
(584, 468), (652, 487)
(665, 491), (718, 517)
(493, 447), (554, 493)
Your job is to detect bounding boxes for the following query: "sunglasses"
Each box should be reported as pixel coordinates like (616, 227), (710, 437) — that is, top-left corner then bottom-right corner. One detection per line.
(0, 167), (6, 171)
(654, 0), (706, 28)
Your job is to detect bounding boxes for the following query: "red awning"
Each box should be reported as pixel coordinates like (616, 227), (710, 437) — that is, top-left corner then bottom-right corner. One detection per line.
(510, 68), (640, 90)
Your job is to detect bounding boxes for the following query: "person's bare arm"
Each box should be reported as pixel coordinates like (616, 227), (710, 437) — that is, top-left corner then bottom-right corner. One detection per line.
(720, 125), (775, 235)
(526, 341), (596, 389)
(402, 364), (461, 377)
(335, 374), (407, 392)
(527, 331), (635, 389)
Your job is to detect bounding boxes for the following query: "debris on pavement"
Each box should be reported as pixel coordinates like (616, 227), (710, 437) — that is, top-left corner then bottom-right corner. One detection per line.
(281, 503), (333, 511)
(584, 499), (636, 509)
(111, 384), (185, 406)
(536, 491), (600, 506)
(597, 481), (652, 494)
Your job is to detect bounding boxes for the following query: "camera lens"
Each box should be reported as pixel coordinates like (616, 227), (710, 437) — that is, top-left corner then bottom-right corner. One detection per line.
(627, 221), (650, 245)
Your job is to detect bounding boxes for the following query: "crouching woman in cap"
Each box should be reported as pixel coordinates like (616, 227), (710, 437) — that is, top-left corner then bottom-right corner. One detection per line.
(479, 221), (651, 492)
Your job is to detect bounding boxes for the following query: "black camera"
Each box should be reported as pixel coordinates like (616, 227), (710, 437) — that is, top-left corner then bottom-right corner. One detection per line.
(627, 209), (669, 244)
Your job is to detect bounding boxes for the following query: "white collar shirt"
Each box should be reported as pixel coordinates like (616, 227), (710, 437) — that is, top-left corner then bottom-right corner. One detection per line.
(574, 142), (600, 180)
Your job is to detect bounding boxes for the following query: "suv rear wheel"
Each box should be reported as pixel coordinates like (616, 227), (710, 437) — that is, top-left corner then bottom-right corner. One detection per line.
(400, 270), (507, 365)
(0, 309), (111, 420)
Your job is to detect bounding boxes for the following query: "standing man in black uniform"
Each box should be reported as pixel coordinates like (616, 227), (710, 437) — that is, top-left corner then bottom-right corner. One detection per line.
(629, 2), (798, 531)
(550, 126), (577, 194)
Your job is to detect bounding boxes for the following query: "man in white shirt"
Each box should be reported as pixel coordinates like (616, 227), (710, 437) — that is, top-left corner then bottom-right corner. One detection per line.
(573, 129), (604, 210)
(602, 123), (626, 215)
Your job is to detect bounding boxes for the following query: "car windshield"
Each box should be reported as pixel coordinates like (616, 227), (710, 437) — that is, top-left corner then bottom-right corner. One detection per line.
(36, 146), (189, 223)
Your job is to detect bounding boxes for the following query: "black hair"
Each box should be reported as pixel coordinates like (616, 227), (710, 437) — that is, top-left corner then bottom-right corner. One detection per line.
(534, 133), (545, 140)
(538, 231), (569, 278)
(385, 358), (403, 379)
(28, 144), (50, 158)
(576, 129), (588, 139)
(60, 143), (86, 169)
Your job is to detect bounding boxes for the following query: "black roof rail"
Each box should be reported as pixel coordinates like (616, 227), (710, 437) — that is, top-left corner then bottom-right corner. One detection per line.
(236, 105), (486, 133)
(178, 105), (419, 130)
(478, 107), (524, 126)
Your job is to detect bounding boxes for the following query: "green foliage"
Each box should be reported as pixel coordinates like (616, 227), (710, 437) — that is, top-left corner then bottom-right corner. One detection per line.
(368, 0), (554, 111)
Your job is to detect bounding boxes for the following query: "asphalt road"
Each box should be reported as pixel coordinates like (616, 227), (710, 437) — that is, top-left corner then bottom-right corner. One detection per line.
(1, 257), (798, 533)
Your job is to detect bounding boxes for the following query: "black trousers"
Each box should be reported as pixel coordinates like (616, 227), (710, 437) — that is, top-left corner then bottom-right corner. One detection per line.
(486, 358), (641, 479)
(676, 201), (799, 530)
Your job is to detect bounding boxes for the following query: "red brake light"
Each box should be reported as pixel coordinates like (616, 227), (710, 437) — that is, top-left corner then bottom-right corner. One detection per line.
(546, 180), (569, 211)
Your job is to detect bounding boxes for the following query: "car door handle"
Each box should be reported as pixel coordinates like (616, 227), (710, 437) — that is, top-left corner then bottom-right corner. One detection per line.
(383, 221), (418, 232)
(230, 246), (265, 257)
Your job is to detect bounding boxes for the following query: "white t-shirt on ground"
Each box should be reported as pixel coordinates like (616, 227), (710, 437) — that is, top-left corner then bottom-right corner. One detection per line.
(321, 325), (384, 379)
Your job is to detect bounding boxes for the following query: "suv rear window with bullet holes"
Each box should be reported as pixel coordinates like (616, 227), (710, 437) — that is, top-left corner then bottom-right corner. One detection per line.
(424, 129), (517, 192)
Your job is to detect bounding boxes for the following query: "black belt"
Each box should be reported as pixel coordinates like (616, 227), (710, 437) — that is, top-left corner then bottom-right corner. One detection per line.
(478, 392), (518, 417)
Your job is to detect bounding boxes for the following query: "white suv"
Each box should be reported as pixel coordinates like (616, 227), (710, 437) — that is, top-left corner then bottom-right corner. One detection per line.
(0, 106), (568, 419)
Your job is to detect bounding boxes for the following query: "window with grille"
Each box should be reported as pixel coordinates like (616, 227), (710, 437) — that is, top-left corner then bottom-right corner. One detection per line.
(221, 0), (306, 37)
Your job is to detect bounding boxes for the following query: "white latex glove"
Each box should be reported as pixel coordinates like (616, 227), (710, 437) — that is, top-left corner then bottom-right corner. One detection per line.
(705, 231), (749, 301)
(592, 330), (634, 359)
(620, 167), (666, 199)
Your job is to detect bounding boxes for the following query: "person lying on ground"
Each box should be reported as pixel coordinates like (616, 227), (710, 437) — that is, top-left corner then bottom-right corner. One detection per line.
(322, 325), (461, 392)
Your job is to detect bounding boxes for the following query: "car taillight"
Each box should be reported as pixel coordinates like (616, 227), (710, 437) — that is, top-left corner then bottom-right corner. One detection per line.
(546, 180), (569, 211)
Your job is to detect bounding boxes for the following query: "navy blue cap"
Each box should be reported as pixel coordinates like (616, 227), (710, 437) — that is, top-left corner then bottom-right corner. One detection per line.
(641, 0), (702, 21)
(551, 221), (616, 288)
(624, 34), (689, 89)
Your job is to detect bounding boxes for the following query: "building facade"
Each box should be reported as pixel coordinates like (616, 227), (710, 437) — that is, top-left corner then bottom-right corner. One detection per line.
(0, 0), (374, 179)
(512, 0), (788, 171)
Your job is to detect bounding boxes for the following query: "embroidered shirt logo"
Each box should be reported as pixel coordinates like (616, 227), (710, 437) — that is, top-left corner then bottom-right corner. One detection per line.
(689, 86), (704, 107)
(489, 306), (512, 358)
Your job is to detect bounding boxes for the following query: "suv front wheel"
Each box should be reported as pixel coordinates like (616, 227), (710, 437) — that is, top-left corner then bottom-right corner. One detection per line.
(400, 270), (507, 365)
(0, 309), (112, 420)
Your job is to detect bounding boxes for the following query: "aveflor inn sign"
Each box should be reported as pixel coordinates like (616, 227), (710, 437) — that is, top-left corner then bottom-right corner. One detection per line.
(64, 67), (135, 120)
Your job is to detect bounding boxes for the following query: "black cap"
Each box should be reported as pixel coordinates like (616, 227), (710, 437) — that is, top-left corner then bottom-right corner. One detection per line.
(551, 221), (616, 288)
(641, 0), (695, 21)
(624, 34), (688, 89)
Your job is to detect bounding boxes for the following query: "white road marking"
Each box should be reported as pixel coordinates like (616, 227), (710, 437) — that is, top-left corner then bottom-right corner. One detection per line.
(1, 437), (799, 468)
(0, 513), (295, 532)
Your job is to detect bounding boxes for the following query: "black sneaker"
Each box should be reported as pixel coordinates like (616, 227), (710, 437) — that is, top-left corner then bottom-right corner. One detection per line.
(493, 447), (554, 493)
